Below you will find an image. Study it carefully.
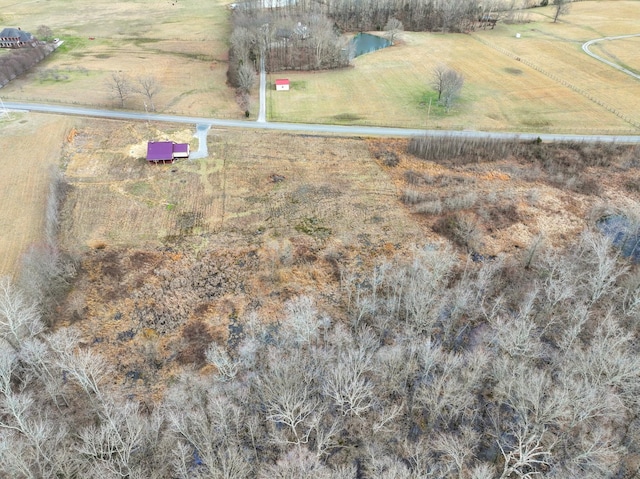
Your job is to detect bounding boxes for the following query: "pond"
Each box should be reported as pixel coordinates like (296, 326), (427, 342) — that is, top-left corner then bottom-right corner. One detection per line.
(596, 215), (640, 262)
(351, 32), (392, 58)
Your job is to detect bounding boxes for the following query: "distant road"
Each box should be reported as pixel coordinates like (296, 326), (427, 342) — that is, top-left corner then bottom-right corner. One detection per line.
(582, 34), (640, 81)
(4, 101), (640, 143)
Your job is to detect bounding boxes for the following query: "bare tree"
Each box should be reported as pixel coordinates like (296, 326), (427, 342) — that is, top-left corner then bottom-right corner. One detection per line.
(206, 342), (239, 381)
(77, 401), (146, 478)
(552, 0), (571, 22)
(384, 18), (404, 43)
(0, 277), (43, 351)
(106, 72), (132, 108)
(237, 64), (257, 94)
(135, 75), (161, 112)
(323, 345), (374, 417)
(431, 64), (464, 111)
(259, 350), (321, 449)
(498, 428), (552, 479)
(283, 295), (322, 345)
(36, 25), (54, 42)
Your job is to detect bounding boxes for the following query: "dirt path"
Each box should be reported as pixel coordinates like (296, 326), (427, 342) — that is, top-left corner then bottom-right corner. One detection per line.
(582, 33), (640, 81)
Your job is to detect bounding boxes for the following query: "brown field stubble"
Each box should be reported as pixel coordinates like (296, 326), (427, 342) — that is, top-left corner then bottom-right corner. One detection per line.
(0, 0), (240, 118)
(0, 114), (72, 276)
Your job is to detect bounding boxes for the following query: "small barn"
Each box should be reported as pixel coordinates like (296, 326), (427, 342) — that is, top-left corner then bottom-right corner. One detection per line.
(0, 27), (36, 48)
(275, 79), (290, 91)
(146, 141), (190, 164)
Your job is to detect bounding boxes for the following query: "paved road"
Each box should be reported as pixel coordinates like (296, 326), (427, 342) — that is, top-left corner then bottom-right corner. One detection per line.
(257, 54), (267, 123)
(582, 34), (640, 81)
(4, 101), (640, 143)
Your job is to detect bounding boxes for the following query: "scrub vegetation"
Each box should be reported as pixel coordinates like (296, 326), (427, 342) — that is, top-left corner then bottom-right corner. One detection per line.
(2, 0), (640, 477)
(3, 118), (640, 477)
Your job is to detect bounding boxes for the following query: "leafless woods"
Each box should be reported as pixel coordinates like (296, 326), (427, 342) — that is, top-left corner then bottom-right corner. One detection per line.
(2, 224), (639, 477)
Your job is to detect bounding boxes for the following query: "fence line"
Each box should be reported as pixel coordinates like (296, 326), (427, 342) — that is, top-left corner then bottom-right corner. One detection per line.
(470, 34), (640, 131)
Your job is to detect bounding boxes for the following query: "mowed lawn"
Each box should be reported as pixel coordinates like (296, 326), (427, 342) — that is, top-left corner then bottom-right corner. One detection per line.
(0, 0), (241, 118)
(269, 1), (640, 133)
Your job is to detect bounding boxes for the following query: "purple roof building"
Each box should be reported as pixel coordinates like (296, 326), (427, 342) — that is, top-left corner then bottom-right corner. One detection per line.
(146, 141), (190, 164)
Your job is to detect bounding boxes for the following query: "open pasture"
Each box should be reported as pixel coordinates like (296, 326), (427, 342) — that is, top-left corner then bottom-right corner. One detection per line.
(59, 120), (423, 254)
(0, 0), (637, 132)
(0, 0), (242, 117)
(588, 36), (640, 76)
(269, 1), (640, 133)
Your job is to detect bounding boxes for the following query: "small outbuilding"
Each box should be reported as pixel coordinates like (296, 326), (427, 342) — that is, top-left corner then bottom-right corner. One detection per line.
(146, 141), (190, 164)
(275, 79), (290, 91)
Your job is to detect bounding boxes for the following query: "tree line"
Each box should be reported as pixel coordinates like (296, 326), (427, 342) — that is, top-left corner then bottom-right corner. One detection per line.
(226, 0), (551, 94)
(228, 6), (351, 91)
(0, 43), (56, 88)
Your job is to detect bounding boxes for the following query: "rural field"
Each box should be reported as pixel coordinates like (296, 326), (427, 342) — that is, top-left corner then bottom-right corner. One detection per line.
(269, 1), (640, 133)
(0, 0), (241, 118)
(41, 115), (639, 399)
(0, 0), (637, 133)
(2, 2), (640, 476)
(0, 113), (73, 277)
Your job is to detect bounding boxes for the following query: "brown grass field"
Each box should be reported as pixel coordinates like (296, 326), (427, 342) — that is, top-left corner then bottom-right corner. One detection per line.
(0, 0), (637, 131)
(0, 113), (73, 276)
(0, 0), (242, 118)
(58, 121), (424, 254)
(589, 36), (640, 75)
(269, 1), (640, 133)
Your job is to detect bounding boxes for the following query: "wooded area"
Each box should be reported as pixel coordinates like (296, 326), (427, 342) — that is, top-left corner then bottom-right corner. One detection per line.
(227, 0), (544, 87)
(2, 165), (640, 476)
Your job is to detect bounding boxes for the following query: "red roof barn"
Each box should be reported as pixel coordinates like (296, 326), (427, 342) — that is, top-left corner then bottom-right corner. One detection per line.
(146, 141), (190, 164)
(275, 79), (290, 91)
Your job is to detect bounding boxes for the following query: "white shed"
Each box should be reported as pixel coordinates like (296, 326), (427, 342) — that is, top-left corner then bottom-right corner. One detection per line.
(275, 79), (290, 91)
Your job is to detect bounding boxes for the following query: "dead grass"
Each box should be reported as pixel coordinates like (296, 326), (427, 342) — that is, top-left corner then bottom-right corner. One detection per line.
(589, 37), (640, 75)
(54, 121), (640, 401)
(269, 1), (640, 133)
(0, 0), (245, 118)
(59, 121), (424, 254)
(0, 113), (73, 277)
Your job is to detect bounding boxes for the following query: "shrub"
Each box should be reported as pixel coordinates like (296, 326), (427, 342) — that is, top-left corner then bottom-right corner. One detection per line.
(443, 192), (478, 211)
(415, 200), (443, 215)
(177, 320), (214, 366)
(433, 212), (482, 250)
(402, 189), (428, 205)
